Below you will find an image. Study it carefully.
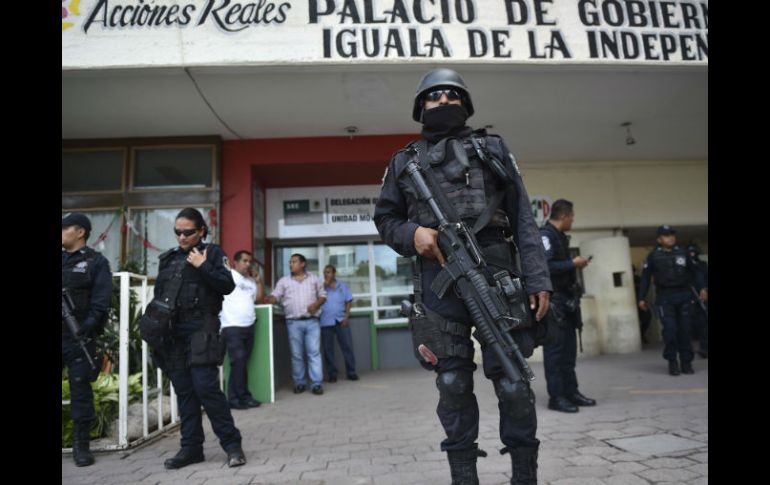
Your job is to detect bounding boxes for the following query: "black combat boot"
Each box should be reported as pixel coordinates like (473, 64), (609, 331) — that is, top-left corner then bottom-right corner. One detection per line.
(72, 422), (95, 467)
(681, 360), (694, 374)
(668, 360), (680, 376)
(447, 449), (480, 485)
(506, 446), (538, 485)
(164, 447), (205, 469)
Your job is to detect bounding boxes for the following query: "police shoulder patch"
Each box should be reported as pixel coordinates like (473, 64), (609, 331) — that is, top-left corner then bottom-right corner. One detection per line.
(541, 235), (551, 251)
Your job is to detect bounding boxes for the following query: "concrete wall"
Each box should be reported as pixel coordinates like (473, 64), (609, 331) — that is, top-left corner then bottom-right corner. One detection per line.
(520, 160), (708, 229)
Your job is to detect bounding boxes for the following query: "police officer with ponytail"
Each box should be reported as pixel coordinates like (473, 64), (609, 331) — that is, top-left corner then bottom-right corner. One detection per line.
(151, 208), (246, 469)
(62, 212), (112, 467)
(375, 69), (551, 485)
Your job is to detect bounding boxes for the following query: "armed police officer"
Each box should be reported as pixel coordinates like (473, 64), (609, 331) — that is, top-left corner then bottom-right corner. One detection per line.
(150, 208), (246, 469)
(539, 200), (597, 413)
(638, 225), (707, 375)
(374, 68), (552, 485)
(62, 212), (112, 467)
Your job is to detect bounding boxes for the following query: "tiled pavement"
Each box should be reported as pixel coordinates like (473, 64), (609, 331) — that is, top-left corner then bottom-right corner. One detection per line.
(63, 346), (707, 484)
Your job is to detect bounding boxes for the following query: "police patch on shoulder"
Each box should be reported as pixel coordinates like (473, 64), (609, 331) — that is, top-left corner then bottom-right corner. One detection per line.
(223, 256), (230, 269)
(508, 152), (522, 176)
(675, 256), (686, 266)
(541, 236), (551, 251)
(380, 166), (389, 187)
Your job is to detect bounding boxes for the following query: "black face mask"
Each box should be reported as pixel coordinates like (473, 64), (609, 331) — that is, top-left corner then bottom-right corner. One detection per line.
(421, 104), (470, 142)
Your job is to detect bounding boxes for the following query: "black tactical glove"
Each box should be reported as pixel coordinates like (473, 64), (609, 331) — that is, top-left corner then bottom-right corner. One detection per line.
(77, 318), (97, 338)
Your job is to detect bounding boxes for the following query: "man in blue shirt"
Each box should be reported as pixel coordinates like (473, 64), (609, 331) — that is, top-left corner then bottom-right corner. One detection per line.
(320, 264), (358, 382)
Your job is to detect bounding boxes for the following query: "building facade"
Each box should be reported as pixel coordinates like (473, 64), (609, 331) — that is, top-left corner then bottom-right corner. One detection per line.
(63, 0), (708, 352)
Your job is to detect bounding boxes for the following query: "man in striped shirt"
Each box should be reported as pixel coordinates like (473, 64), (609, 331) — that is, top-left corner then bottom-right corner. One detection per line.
(263, 253), (327, 395)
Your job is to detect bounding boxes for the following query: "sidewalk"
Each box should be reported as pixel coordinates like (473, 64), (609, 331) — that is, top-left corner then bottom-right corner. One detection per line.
(62, 346), (707, 485)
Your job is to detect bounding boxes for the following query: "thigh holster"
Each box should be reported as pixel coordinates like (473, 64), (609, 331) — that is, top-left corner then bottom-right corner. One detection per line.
(409, 303), (474, 365)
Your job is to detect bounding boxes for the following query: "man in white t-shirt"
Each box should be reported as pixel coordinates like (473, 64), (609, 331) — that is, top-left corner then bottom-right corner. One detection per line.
(220, 250), (263, 409)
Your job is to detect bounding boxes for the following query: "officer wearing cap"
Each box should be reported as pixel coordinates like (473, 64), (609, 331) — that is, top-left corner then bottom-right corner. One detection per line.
(62, 212), (112, 467)
(638, 225), (707, 375)
(686, 243), (708, 358)
(374, 68), (551, 485)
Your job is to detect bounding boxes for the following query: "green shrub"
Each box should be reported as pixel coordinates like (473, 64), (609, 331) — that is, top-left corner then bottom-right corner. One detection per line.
(62, 372), (144, 447)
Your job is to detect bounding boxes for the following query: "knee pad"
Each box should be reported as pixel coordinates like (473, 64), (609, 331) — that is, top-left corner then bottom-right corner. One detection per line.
(436, 370), (474, 411)
(494, 376), (534, 419)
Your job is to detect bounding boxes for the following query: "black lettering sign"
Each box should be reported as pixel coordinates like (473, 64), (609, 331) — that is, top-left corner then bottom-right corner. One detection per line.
(75, 0), (708, 64)
(198, 0), (291, 32)
(323, 26), (450, 59)
(528, 30), (570, 59)
(84, 0), (198, 33)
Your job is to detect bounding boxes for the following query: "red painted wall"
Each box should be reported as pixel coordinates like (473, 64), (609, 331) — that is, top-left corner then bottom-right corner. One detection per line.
(221, 133), (417, 279)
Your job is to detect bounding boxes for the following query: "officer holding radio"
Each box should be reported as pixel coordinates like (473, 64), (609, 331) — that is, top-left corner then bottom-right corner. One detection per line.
(539, 199), (597, 413)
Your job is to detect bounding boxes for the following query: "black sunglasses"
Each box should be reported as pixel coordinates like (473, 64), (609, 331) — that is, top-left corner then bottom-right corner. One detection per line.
(174, 228), (198, 237)
(424, 89), (462, 102)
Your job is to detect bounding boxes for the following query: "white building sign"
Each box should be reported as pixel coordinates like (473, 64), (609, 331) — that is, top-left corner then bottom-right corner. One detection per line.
(63, 0), (708, 68)
(266, 185), (381, 239)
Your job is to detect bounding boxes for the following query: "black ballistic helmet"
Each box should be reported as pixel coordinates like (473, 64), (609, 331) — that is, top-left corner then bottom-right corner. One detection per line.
(412, 68), (474, 122)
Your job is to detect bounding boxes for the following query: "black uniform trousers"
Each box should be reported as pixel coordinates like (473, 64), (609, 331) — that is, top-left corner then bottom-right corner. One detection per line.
(159, 320), (242, 454)
(656, 290), (694, 364)
(321, 323), (357, 379)
(222, 325), (256, 404)
(542, 305), (579, 400)
(435, 346), (539, 453)
(690, 300), (708, 353)
(62, 335), (97, 426)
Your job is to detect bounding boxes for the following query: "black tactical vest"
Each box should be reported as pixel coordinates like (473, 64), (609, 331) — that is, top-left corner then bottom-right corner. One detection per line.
(62, 247), (101, 321)
(157, 245), (222, 315)
(650, 246), (690, 289)
(397, 134), (513, 231)
(540, 222), (575, 292)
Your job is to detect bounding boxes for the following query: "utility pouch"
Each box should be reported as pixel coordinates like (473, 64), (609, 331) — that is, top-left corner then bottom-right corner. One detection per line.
(189, 330), (226, 366)
(139, 258), (186, 350)
(138, 299), (176, 350)
(493, 271), (533, 330)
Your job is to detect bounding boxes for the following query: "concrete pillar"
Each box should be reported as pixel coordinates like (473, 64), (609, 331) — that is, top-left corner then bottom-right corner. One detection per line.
(581, 236), (641, 354)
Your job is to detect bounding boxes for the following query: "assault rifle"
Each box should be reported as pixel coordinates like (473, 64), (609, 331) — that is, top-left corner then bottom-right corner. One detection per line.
(62, 288), (97, 371)
(404, 159), (535, 382)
